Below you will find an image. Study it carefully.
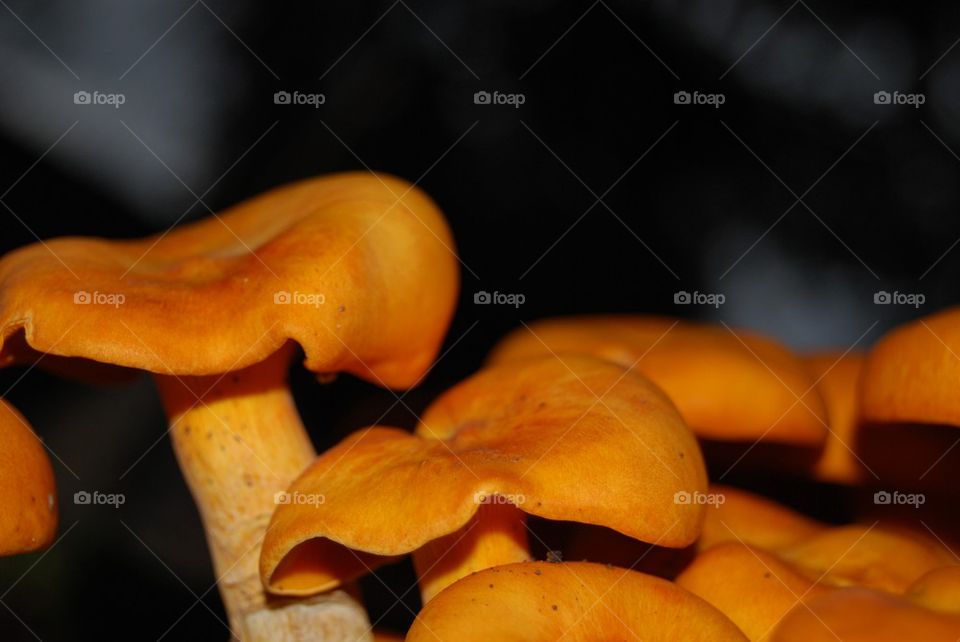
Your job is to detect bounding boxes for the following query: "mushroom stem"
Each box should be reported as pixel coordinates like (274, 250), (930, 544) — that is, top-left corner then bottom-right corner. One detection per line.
(413, 502), (530, 603)
(154, 348), (370, 641)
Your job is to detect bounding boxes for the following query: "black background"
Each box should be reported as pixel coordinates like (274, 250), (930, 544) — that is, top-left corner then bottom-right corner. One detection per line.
(1, 1), (959, 639)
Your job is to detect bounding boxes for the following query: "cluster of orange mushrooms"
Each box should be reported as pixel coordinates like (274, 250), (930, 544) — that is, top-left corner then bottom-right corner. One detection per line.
(1, 172), (958, 641)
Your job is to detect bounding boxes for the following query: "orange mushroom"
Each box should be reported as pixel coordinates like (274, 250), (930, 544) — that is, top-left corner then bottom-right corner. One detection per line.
(488, 315), (828, 449)
(770, 585), (960, 642)
(0, 399), (57, 556)
(699, 485), (824, 552)
(260, 356), (707, 604)
(683, 519), (958, 639)
(779, 525), (956, 594)
(677, 542), (831, 642)
(769, 565), (960, 641)
(802, 352), (869, 485)
(697, 487), (952, 594)
(861, 307), (960, 427)
(859, 308), (960, 488)
(0, 172), (459, 640)
(557, 484), (825, 582)
(407, 561), (749, 641)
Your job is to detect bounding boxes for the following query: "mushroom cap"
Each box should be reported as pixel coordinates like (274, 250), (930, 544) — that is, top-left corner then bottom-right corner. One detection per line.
(488, 315), (827, 444)
(861, 307), (960, 427)
(698, 488), (952, 591)
(802, 352), (868, 484)
(407, 561), (749, 642)
(260, 356), (707, 596)
(778, 525), (955, 593)
(677, 542), (831, 642)
(0, 172), (458, 386)
(0, 400), (57, 555)
(699, 485), (824, 552)
(771, 587), (960, 642)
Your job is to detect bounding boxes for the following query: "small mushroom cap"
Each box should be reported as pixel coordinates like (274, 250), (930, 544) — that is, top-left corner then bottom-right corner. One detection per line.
(861, 307), (960, 427)
(260, 357), (707, 596)
(371, 631), (404, 642)
(488, 315), (827, 444)
(0, 400), (57, 555)
(677, 542), (831, 642)
(803, 352), (869, 484)
(778, 525), (955, 593)
(407, 561), (749, 642)
(699, 485), (824, 552)
(0, 172), (458, 386)
(771, 588), (960, 642)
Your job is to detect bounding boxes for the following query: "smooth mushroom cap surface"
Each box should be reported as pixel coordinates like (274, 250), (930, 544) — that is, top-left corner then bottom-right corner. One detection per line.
(696, 487), (954, 592)
(860, 307), (960, 427)
(260, 356), (707, 596)
(803, 352), (868, 484)
(0, 399), (57, 555)
(0, 171), (458, 387)
(683, 537), (960, 641)
(770, 588), (960, 642)
(677, 542), (831, 642)
(699, 485), (824, 552)
(487, 315), (827, 444)
(406, 561), (748, 642)
(778, 525), (956, 593)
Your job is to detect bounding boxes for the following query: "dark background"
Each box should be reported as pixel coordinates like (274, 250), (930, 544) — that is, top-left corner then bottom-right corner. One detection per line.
(1, 1), (958, 639)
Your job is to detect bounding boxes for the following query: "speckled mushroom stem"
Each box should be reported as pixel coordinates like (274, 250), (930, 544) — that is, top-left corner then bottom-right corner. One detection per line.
(412, 502), (531, 603)
(154, 347), (371, 642)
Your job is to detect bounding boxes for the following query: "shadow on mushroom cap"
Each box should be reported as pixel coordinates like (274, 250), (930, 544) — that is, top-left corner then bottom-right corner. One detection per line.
(259, 356), (708, 597)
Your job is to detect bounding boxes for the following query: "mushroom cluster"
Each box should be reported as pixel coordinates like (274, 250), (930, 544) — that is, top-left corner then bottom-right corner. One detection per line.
(2, 176), (959, 641)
